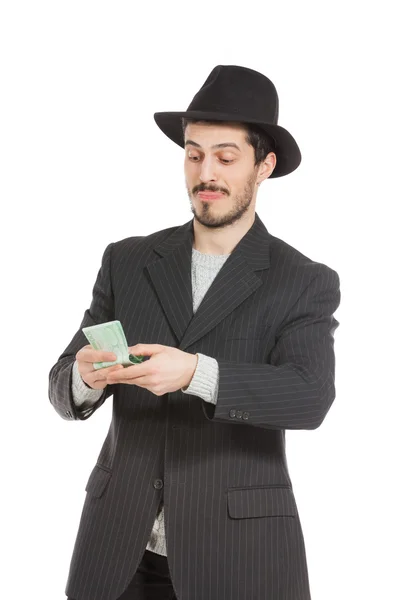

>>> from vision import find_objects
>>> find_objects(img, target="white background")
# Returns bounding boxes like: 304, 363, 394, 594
1, 1, 399, 598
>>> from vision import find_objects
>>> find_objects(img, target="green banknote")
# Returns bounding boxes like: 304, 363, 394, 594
82, 320, 146, 370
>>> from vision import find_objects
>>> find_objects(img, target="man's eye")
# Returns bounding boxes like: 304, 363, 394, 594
188, 156, 233, 164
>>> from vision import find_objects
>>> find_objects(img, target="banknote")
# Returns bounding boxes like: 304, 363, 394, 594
82, 320, 147, 370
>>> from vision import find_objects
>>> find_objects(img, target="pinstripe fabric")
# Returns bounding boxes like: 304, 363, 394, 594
48, 212, 340, 600
69, 248, 225, 559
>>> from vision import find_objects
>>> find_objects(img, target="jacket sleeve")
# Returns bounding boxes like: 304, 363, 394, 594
48, 242, 118, 421
71, 359, 104, 417
201, 265, 341, 430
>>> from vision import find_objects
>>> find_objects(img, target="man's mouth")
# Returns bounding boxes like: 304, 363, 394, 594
197, 191, 225, 200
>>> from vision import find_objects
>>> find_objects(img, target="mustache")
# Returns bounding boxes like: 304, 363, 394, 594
194, 186, 227, 194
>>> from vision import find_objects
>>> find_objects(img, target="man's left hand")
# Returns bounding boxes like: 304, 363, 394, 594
106, 344, 198, 396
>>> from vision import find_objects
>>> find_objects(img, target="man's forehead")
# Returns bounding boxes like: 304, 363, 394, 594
184, 122, 247, 151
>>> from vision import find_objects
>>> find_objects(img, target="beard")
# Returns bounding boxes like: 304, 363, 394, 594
186, 170, 258, 230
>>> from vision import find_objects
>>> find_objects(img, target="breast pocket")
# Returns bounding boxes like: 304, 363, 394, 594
221, 321, 267, 341
217, 300, 273, 341
218, 321, 272, 362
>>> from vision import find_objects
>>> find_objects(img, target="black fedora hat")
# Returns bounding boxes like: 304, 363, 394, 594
154, 64, 301, 178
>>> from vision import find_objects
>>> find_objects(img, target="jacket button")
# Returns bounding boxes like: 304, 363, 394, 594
236, 410, 243, 419
229, 409, 236, 418
153, 479, 163, 489
243, 412, 249, 420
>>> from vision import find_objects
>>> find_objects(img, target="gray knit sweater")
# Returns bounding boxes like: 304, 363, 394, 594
71, 247, 230, 556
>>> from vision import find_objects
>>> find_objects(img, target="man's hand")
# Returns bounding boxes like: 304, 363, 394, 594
106, 344, 198, 396
75, 345, 124, 390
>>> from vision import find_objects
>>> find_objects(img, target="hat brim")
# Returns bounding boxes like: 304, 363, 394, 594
153, 110, 301, 178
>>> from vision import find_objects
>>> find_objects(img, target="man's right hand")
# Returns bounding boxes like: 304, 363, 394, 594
75, 344, 124, 390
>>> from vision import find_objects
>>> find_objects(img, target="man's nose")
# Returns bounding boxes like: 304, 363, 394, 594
199, 158, 218, 182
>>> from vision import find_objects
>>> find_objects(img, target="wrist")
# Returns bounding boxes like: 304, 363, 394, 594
185, 353, 198, 389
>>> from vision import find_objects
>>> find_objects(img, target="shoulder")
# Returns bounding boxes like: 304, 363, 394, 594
108, 223, 180, 262
268, 231, 340, 285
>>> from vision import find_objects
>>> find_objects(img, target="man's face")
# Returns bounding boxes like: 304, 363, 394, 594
184, 121, 262, 229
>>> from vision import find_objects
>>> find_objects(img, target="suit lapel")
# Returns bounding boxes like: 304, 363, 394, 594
145, 212, 271, 352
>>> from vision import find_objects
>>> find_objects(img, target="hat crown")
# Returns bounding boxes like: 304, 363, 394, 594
187, 65, 279, 125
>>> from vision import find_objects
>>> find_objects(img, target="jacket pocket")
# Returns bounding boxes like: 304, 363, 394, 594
227, 485, 298, 519
85, 463, 112, 498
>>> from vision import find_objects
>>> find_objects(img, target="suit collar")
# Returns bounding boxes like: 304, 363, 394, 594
145, 212, 271, 351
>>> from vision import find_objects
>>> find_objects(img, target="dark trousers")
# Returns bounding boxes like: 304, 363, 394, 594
68, 549, 177, 600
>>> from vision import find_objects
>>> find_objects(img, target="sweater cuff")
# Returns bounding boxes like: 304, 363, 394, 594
181, 353, 219, 405
72, 360, 103, 407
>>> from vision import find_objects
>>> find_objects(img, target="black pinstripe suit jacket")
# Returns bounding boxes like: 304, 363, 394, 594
48, 212, 340, 600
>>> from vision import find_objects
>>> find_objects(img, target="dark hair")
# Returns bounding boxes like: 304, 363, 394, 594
181, 118, 276, 167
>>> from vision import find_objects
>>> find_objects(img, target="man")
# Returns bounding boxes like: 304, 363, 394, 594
49, 65, 341, 600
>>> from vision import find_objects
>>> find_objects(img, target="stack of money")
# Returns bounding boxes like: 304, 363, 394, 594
82, 320, 147, 370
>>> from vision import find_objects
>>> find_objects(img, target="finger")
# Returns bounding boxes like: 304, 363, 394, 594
78, 362, 123, 382
88, 364, 123, 384
104, 364, 124, 373
107, 363, 145, 381
106, 374, 148, 386
77, 347, 118, 363
89, 364, 123, 376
